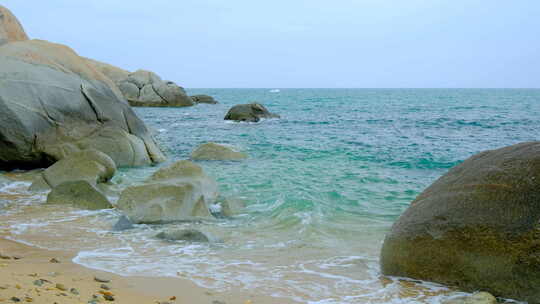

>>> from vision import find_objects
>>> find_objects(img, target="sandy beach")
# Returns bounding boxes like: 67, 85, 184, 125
0, 236, 299, 304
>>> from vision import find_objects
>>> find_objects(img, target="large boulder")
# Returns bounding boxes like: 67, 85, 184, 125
191, 94, 218, 104
116, 70, 194, 107
191, 142, 248, 161
46, 180, 113, 210
0, 6, 28, 46
380, 142, 540, 303
0, 39, 165, 169
224, 103, 280, 122
116, 160, 218, 223
29, 150, 115, 191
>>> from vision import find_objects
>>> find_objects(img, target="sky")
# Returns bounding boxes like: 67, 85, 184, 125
3, 1, 540, 88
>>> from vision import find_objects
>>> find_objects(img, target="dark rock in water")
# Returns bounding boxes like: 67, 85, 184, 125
47, 180, 112, 210
0, 38, 165, 169
380, 141, 540, 303
112, 215, 134, 231
155, 229, 210, 243
190, 94, 218, 104
224, 103, 280, 122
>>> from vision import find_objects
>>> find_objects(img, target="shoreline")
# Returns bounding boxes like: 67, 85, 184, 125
0, 235, 299, 304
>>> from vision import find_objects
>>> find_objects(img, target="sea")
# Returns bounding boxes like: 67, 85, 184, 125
1, 88, 538, 303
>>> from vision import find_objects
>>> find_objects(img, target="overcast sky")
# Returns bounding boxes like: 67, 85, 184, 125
3, 1, 539, 88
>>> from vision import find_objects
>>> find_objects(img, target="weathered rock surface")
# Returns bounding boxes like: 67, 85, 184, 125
0, 6, 28, 46
0, 38, 165, 169
380, 142, 540, 303
29, 150, 115, 191
116, 160, 218, 223
155, 229, 210, 242
191, 95, 218, 104
442, 292, 497, 304
47, 180, 112, 210
83, 57, 130, 83
224, 103, 280, 122
191, 142, 248, 161
115, 70, 194, 107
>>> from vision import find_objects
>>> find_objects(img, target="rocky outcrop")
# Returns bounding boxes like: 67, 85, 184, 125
29, 150, 116, 191
191, 95, 218, 104
0, 6, 28, 46
116, 160, 218, 224
380, 142, 540, 303
123, 70, 194, 107
224, 103, 280, 122
0, 38, 165, 169
191, 142, 248, 161
47, 180, 113, 210
155, 229, 210, 242
83, 57, 130, 83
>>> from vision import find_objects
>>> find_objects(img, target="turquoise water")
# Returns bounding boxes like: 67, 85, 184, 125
1, 89, 539, 303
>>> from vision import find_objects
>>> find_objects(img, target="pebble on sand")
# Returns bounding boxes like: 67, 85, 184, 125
94, 276, 111, 283
49, 258, 60, 263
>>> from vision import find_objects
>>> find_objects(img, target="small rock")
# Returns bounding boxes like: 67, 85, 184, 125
94, 276, 111, 283
49, 258, 60, 263
155, 229, 210, 243
103, 294, 115, 301
0, 253, 12, 259
28, 273, 37, 277
24, 297, 33, 302
55, 283, 67, 291
10, 297, 21, 302
33, 279, 44, 286
70, 288, 79, 295
12, 255, 22, 260
15, 284, 21, 289
100, 284, 110, 290
169, 296, 176, 301
112, 215, 134, 231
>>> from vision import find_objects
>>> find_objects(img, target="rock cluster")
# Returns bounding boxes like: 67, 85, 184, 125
0, 9, 165, 169
381, 142, 540, 303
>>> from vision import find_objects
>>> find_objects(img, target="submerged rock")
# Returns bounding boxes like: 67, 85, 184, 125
29, 150, 116, 191
190, 94, 218, 104
380, 142, 540, 303
155, 229, 210, 242
116, 160, 218, 224
112, 215, 134, 231
47, 180, 112, 210
191, 142, 248, 161
442, 292, 497, 304
0, 37, 165, 169
224, 103, 280, 122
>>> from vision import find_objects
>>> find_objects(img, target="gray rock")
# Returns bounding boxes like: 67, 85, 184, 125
30, 150, 116, 190
116, 160, 218, 224
139, 83, 163, 104
191, 94, 218, 104
191, 142, 248, 161
112, 215, 134, 231
153, 82, 194, 107
220, 197, 246, 217
127, 70, 161, 89
224, 103, 280, 122
0, 5, 28, 46
155, 229, 210, 242
117, 81, 140, 101
0, 39, 165, 169
47, 180, 112, 210
380, 141, 540, 304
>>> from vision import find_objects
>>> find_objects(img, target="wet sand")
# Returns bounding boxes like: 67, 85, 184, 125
0, 236, 299, 304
